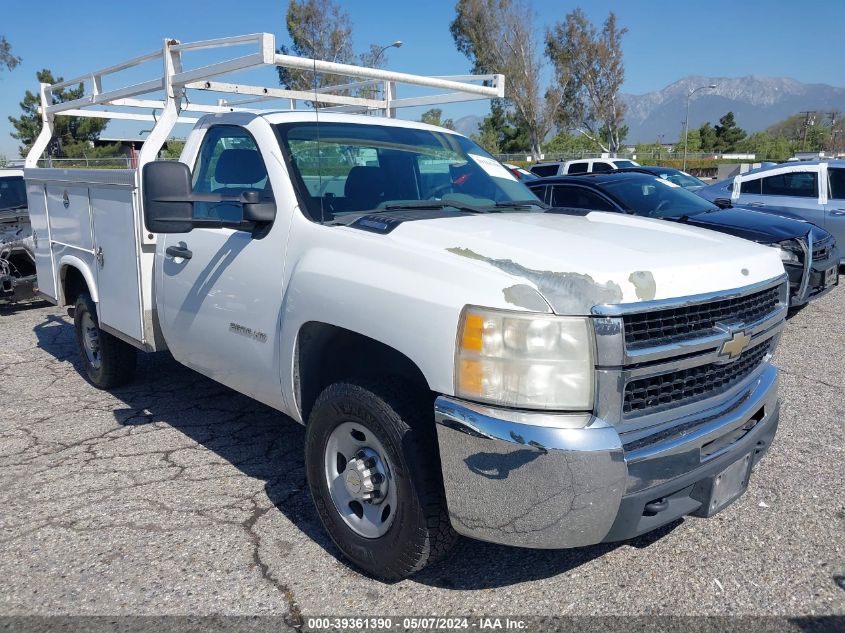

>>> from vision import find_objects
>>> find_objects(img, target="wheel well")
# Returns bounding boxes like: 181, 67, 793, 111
61, 266, 89, 307
295, 322, 430, 422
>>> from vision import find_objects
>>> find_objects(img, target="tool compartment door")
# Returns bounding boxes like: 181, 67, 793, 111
90, 175, 143, 342
23, 181, 56, 300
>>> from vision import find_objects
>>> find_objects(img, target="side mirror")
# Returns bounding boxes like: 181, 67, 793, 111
240, 190, 276, 223
714, 197, 733, 209
142, 161, 194, 234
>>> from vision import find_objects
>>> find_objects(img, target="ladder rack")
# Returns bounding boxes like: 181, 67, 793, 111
25, 32, 505, 168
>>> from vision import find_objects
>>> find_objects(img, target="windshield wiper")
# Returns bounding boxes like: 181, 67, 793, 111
494, 199, 549, 210
380, 200, 487, 214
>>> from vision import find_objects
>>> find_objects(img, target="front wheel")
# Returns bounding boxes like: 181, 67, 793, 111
305, 379, 456, 580
73, 293, 137, 388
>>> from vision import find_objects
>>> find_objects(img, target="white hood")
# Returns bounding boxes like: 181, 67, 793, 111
387, 211, 785, 315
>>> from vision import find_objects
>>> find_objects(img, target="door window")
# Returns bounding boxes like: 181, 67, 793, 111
567, 162, 589, 174
828, 168, 845, 199
740, 178, 761, 194
551, 186, 615, 211
591, 161, 613, 173
530, 164, 559, 177
527, 185, 548, 204
760, 171, 817, 198
192, 126, 270, 221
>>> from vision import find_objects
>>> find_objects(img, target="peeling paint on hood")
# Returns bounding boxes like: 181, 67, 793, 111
450, 247, 623, 314
629, 271, 656, 300
386, 211, 786, 315
501, 284, 552, 312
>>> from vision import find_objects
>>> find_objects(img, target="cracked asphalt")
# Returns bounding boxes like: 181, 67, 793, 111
0, 288, 843, 628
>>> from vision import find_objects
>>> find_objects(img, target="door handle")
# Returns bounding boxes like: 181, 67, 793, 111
830, 210, 845, 216
165, 244, 192, 260
747, 202, 766, 207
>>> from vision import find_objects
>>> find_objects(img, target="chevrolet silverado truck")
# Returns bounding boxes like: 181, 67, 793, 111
25, 35, 788, 580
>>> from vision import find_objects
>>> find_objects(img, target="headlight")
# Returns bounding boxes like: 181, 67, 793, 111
455, 306, 595, 410
770, 241, 801, 264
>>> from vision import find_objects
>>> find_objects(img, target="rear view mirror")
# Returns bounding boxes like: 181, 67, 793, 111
714, 197, 733, 209
142, 161, 194, 233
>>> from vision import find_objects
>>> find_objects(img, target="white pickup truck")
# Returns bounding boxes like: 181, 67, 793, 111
25, 35, 788, 580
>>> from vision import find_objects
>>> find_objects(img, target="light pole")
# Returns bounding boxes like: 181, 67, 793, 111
683, 83, 716, 171
372, 40, 402, 67
369, 41, 402, 114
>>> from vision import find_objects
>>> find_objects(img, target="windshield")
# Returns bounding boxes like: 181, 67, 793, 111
0, 176, 26, 211
612, 160, 638, 168
275, 122, 542, 223
650, 168, 705, 189
601, 176, 718, 218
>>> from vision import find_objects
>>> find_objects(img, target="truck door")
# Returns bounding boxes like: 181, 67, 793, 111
825, 166, 845, 250
740, 169, 825, 226
156, 125, 286, 409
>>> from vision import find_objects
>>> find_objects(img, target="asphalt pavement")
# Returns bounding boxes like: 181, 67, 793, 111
0, 288, 843, 630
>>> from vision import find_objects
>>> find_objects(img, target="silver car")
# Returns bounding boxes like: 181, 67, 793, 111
698, 160, 845, 264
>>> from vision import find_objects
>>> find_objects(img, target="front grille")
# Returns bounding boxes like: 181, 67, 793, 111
624, 286, 780, 349
623, 342, 771, 415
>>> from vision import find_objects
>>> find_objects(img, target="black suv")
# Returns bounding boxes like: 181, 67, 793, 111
526, 173, 839, 307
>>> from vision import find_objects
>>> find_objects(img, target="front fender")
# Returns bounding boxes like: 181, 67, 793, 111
278, 223, 549, 422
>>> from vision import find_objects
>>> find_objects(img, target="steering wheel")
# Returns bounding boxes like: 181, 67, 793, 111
427, 183, 454, 199
653, 199, 672, 215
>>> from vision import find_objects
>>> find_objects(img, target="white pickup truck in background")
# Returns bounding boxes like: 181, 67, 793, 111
25, 34, 789, 580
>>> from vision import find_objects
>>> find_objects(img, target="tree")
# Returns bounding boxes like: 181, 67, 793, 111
698, 122, 717, 153
9, 69, 111, 157
546, 9, 627, 155
1, 36, 20, 72
451, 0, 563, 159
542, 129, 601, 155
420, 109, 455, 130
277, 0, 389, 101
471, 102, 530, 155
681, 127, 701, 153
160, 139, 187, 160
713, 111, 746, 152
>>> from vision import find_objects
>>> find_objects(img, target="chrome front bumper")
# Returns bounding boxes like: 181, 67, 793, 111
434, 364, 780, 549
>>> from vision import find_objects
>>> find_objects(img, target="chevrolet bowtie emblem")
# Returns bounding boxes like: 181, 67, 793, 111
720, 331, 751, 359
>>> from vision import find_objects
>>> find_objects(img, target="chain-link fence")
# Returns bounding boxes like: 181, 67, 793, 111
34, 157, 135, 169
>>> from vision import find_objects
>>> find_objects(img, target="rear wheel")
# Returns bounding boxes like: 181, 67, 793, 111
74, 293, 136, 388
305, 379, 456, 580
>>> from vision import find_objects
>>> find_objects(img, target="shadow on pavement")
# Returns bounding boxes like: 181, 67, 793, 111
0, 297, 51, 315
32, 314, 685, 589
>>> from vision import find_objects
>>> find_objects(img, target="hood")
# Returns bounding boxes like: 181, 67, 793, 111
386, 211, 785, 315
671, 206, 829, 244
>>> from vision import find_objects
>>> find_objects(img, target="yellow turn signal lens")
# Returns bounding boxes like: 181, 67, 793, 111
461, 313, 484, 352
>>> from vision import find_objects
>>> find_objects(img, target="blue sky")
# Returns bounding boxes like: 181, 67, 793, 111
1, 0, 844, 158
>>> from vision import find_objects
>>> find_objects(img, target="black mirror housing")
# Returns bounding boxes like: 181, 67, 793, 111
240, 190, 277, 223
714, 197, 733, 209
143, 161, 194, 233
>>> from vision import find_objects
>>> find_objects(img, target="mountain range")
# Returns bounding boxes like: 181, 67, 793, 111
452, 76, 845, 144
622, 76, 845, 143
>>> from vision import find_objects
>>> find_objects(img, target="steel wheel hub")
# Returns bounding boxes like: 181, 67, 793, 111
324, 422, 398, 539
343, 448, 388, 503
